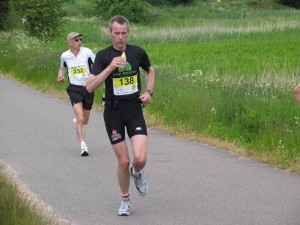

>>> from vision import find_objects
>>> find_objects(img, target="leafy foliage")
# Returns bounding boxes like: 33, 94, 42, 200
168, 0, 194, 5
11, 0, 64, 40
0, 0, 9, 30
147, 0, 194, 6
96, 0, 149, 23
279, 0, 300, 8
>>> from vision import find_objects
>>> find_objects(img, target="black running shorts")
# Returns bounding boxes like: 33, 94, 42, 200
67, 84, 94, 110
103, 99, 147, 145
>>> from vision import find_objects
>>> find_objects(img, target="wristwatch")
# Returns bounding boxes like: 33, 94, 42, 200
147, 89, 153, 97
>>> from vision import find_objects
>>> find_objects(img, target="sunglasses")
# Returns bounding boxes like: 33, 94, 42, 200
74, 38, 82, 42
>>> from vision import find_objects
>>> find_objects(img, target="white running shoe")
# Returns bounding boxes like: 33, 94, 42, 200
129, 165, 148, 196
118, 198, 131, 216
80, 144, 89, 156
73, 118, 77, 128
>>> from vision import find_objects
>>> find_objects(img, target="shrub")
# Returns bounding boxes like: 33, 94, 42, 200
96, 0, 149, 23
0, 0, 9, 30
11, 0, 64, 40
169, 0, 194, 5
279, 0, 300, 8
147, 0, 194, 6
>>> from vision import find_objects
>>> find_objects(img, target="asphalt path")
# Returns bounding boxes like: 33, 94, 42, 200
0, 76, 300, 225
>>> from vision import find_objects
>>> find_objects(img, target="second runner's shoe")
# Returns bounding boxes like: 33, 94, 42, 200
80, 144, 89, 156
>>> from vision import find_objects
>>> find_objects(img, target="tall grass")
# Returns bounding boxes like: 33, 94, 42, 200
0, 165, 61, 225
145, 26, 300, 170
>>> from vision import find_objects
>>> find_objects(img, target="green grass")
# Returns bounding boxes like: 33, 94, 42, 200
0, 166, 59, 225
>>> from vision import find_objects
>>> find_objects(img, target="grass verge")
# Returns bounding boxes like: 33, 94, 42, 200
0, 162, 70, 225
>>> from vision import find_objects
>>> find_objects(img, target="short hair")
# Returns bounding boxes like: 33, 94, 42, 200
108, 15, 129, 31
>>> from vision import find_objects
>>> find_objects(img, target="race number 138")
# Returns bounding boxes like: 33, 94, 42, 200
114, 75, 137, 87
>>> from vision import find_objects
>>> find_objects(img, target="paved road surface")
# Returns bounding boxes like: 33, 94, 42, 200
0, 76, 299, 225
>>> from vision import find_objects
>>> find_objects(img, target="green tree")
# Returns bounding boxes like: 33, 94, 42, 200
11, 0, 64, 40
96, 0, 149, 23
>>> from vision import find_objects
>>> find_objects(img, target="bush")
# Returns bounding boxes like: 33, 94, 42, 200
11, 0, 64, 40
63, 0, 98, 17
279, 0, 300, 8
147, 0, 194, 6
169, 0, 194, 5
0, 0, 9, 30
96, 0, 149, 23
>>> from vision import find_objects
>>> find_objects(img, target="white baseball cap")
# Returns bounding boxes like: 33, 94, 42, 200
67, 32, 82, 42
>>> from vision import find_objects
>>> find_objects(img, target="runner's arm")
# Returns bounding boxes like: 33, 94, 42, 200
86, 57, 125, 93
139, 66, 155, 104
57, 67, 65, 83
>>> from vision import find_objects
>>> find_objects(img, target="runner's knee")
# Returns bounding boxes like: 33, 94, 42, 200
119, 159, 130, 171
77, 116, 85, 125
134, 157, 147, 169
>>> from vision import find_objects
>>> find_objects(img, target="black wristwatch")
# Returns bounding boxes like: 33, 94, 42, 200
147, 89, 153, 97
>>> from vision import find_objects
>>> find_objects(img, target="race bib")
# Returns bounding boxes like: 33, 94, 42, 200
113, 74, 138, 96
70, 66, 87, 77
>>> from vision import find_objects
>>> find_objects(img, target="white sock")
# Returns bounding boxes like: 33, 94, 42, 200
132, 166, 141, 176
80, 141, 87, 147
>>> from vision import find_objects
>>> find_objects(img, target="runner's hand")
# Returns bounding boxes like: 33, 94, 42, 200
139, 92, 151, 104
110, 56, 126, 69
